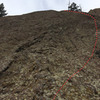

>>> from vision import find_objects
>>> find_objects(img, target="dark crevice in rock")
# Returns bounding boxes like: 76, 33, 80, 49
15, 32, 47, 52
15, 40, 40, 52
2, 82, 15, 88
68, 79, 73, 83
95, 50, 100, 58
0, 60, 14, 76
67, 32, 78, 51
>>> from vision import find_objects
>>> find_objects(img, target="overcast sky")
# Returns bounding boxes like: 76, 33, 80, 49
0, 0, 100, 16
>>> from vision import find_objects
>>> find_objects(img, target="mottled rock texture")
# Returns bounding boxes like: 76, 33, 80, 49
0, 10, 100, 100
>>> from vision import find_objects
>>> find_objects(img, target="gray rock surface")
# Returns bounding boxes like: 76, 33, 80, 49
0, 10, 100, 100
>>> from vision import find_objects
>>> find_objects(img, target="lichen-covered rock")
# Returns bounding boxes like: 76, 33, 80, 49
0, 10, 100, 100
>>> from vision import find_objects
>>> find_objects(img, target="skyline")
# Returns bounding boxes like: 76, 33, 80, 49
0, 0, 100, 16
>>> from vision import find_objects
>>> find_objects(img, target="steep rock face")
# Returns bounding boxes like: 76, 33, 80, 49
0, 10, 100, 100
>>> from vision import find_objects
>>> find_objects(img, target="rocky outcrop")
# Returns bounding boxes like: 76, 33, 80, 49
88, 8, 100, 16
0, 10, 100, 100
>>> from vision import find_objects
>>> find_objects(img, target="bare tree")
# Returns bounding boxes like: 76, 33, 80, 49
68, 1, 82, 12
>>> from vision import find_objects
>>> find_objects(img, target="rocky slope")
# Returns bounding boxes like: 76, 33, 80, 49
0, 10, 100, 100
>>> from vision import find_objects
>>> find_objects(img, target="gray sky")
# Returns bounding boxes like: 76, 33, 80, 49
0, 0, 100, 16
